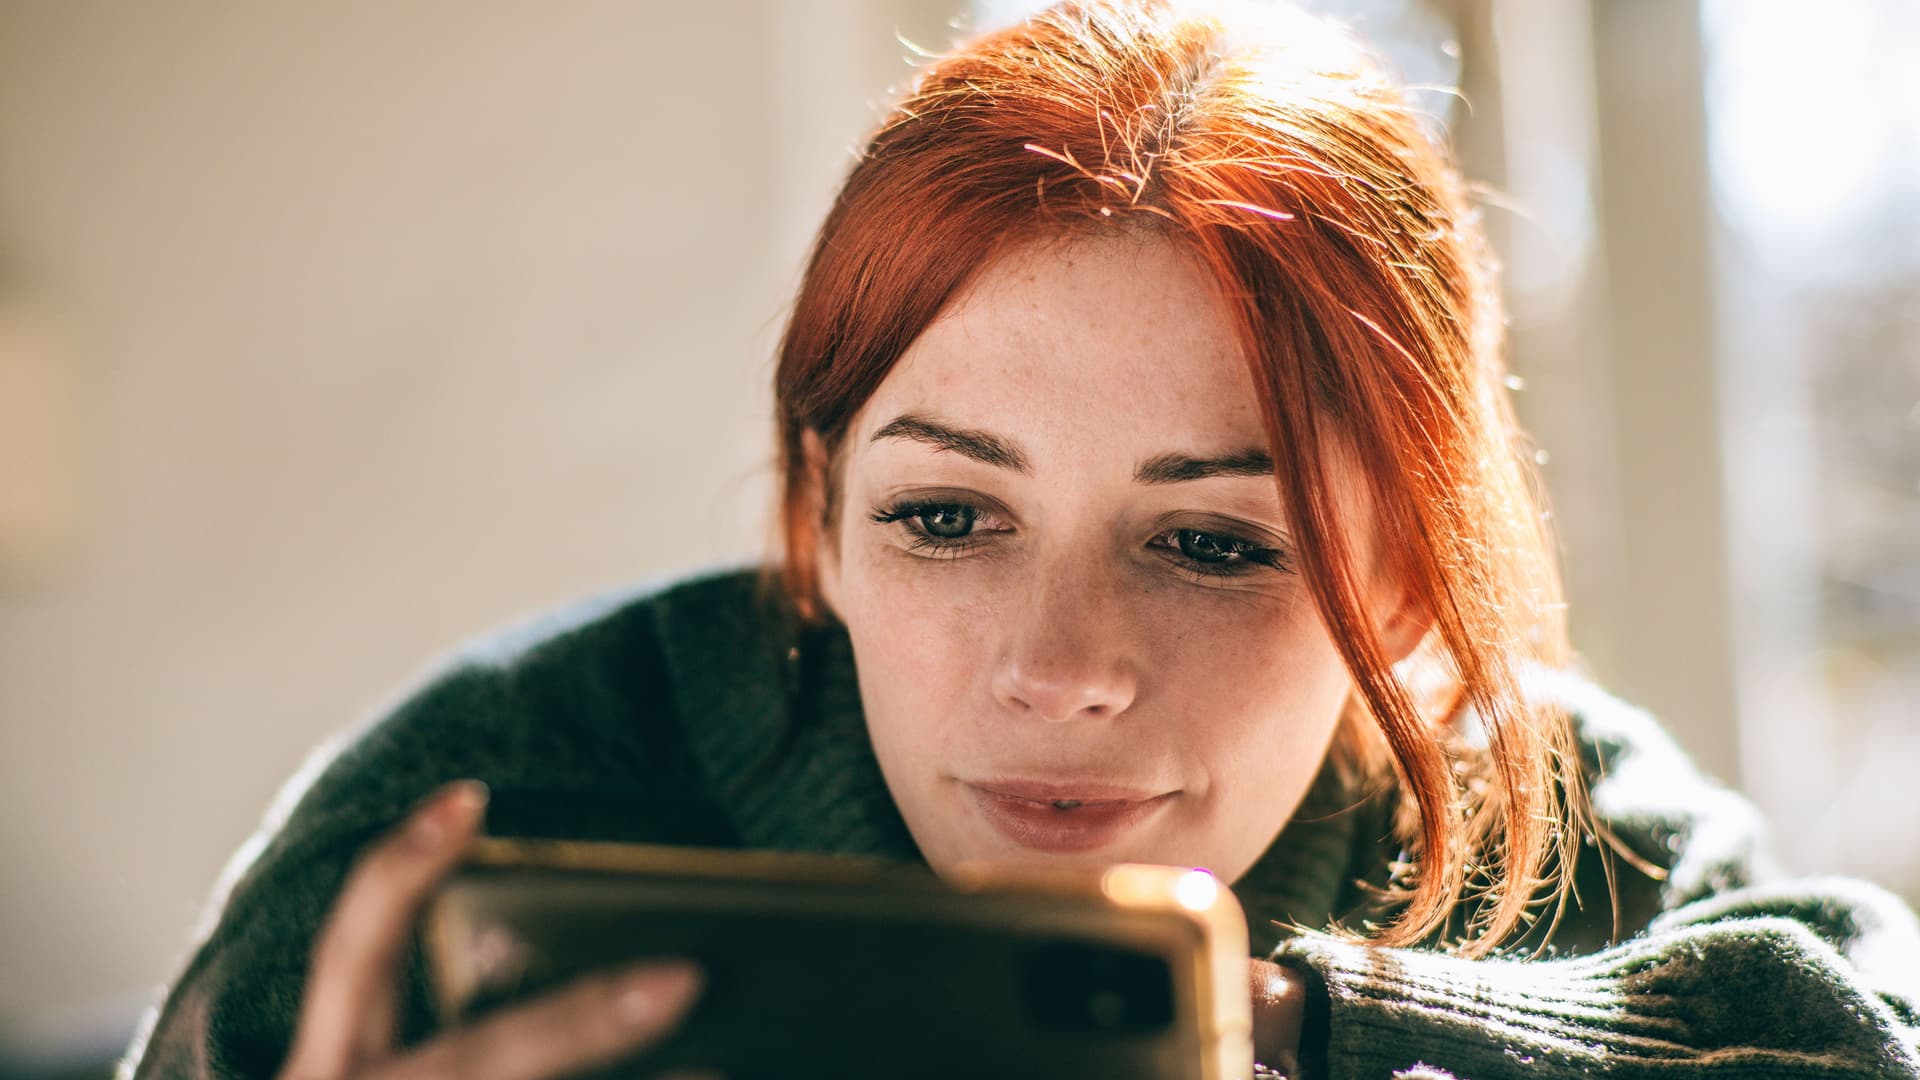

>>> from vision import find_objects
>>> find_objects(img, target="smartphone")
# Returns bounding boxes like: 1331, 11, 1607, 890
422, 837, 1253, 1080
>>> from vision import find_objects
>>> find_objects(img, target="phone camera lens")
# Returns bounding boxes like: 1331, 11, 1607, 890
1020, 942, 1174, 1034
1088, 988, 1128, 1027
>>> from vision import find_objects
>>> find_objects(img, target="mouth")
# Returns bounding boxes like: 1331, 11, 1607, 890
963, 780, 1179, 854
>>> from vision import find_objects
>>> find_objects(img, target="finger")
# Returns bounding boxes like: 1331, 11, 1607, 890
363, 961, 704, 1080
1248, 958, 1305, 1074
283, 780, 489, 1078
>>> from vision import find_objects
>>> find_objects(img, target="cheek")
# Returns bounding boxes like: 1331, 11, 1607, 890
1147, 590, 1351, 878
1147, 588, 1351, 783
1152, 587, 1347, 706
834, 547, 1003, 748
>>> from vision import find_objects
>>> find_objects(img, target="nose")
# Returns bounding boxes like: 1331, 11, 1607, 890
989, 564, 1140, 723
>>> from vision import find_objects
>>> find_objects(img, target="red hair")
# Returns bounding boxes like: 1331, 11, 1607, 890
770, 0, 1581, 957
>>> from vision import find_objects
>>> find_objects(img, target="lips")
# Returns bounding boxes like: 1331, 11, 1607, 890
965, 780, 1178, 854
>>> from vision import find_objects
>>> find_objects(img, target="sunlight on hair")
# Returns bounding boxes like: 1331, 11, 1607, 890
973, 0, 1462, 131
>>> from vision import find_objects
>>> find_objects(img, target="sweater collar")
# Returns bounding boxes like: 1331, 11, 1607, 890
657, 568, 1391, 957
655, 571, 920, 862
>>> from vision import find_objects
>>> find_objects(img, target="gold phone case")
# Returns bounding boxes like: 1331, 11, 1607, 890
425, 837, 1253, 1080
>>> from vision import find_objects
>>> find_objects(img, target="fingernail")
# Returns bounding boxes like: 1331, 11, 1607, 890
610, 962, 702, 1027
409, 780, 489, 849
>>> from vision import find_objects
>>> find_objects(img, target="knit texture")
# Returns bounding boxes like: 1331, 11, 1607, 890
118, 566, 1920, 1079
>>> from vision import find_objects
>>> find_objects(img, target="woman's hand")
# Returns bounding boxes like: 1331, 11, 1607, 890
276, 781, 705, 1080
1249, 958, 1306, 1077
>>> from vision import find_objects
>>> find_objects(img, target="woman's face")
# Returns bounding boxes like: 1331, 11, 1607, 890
815, 231, 1421, 884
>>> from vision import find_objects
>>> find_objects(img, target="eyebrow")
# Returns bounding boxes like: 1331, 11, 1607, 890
868, 412, 1274, 485
870, 414, 1032, 473
1132, 448, 1275, 484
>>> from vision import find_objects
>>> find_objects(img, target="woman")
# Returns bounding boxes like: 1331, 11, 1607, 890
122, 2, 1920, 1078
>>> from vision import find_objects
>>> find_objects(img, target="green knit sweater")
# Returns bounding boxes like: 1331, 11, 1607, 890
119, 566, 1920, 1079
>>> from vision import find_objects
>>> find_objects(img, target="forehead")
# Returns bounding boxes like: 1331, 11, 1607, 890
852, 231, 1267, 452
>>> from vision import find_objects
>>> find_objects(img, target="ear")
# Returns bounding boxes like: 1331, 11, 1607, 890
1376, 584, 1434, 665
801, 427, 843, 619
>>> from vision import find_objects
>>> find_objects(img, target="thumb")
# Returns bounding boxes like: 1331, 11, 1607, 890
1248, 957, 1305, 1073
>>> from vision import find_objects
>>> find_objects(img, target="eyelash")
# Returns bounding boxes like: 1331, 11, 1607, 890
867, 498, 1294, 580
867, 501, 995, 561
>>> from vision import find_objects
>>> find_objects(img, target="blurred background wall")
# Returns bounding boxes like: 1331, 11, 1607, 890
0, 0, 962, 1047
1, 0, 1915, 1064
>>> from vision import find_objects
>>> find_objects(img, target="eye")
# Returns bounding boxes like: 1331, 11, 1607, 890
915, 504, 976, 539
1175, 529, 1235, 563
868, 498, 1005, 558
1149, 525, 1293, 579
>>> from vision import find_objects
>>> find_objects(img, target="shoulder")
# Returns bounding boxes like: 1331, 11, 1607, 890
1509, 667, 1783, 952
218, 562, 795, 924
1525, 666, 1778, 894
123, 563, 800, 1077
